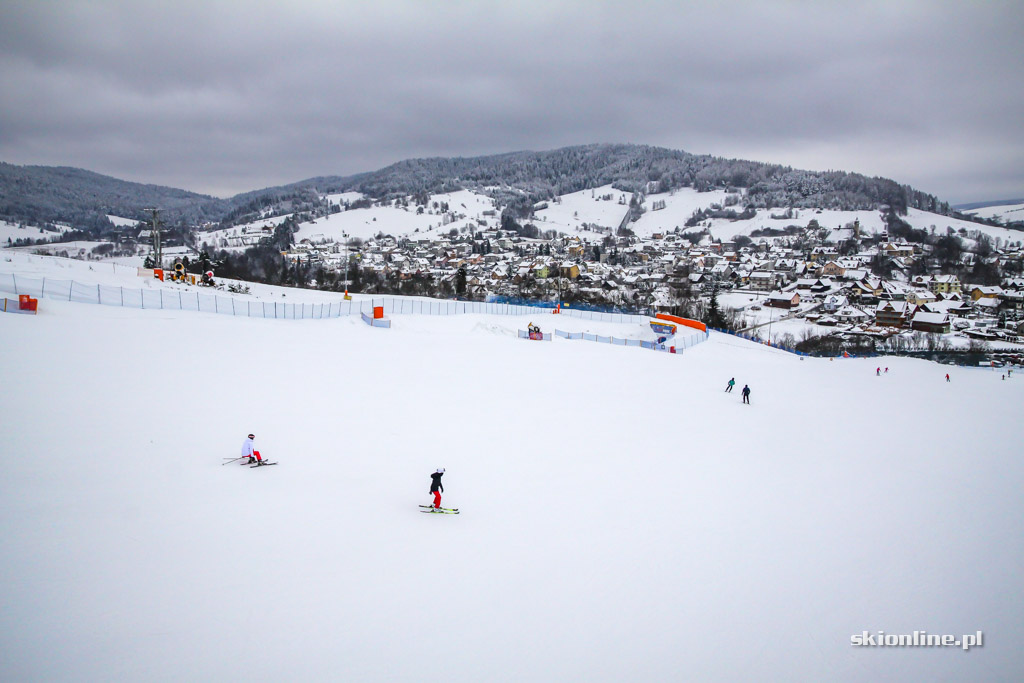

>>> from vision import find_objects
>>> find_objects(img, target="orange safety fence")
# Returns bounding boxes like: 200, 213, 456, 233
655, 313, 707, 334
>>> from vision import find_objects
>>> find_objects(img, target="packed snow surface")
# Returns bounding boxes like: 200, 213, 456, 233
1, 256, 1022, 681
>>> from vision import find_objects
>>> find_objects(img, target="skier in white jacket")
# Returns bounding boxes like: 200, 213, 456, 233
241, 433, 262, 464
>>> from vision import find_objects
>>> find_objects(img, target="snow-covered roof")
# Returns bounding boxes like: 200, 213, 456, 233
912, 311, 949, 324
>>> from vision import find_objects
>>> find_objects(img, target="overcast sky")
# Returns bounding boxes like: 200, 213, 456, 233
1, 0, 1021, 204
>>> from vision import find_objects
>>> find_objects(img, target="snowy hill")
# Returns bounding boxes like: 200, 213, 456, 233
631, 191, 1024, 246
532, 184, 634, 240
293, 190, 498, 244
962, 201, 1024, 225
1, 219, 69, 245
1, 252, 1021, 681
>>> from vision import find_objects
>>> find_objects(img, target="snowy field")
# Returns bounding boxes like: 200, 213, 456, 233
903, 208, 1024, 245
107, 215, 142, 228
963, 201, 1024, 225
627, 191, 1024, 246
533, 185, 633, 240
1, 253, 1022, 681
293, 190, 498, 244
631, 188, 735, 237
1, 220, 67, 245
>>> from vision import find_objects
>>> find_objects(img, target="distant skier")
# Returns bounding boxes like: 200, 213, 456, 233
876, 367, 881, 376
725, 377, 735, 393
241, 433, 262, 464
741, 385, 750, 404
430, 468, 445, 508
945, 373, 950, 382
885, 367, 889, 374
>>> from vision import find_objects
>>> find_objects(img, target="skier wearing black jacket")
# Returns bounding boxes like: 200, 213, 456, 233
430, 468, 445, 509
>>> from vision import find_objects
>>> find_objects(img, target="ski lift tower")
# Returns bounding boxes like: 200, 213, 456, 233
146, 208, 163, 268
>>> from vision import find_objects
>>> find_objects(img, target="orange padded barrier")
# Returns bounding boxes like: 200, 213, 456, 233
655, 313, 706, 334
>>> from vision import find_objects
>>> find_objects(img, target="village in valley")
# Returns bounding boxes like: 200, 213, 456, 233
7, 184, 1024, 357
206, 186, 1024, 355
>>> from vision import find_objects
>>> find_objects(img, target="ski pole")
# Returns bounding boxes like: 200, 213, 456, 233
222, 456, 248, 465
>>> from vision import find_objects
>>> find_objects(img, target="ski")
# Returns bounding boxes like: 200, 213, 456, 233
421, 507, 459, 514
250, 461, 278, 468
419, 504, 459, 512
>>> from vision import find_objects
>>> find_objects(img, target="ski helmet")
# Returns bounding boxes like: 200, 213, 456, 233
436, 468, 445, 473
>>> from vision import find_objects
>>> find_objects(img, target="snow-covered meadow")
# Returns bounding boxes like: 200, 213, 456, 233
1, 220, 68, 245
532, 185, 633, 240
1, 254, 1022, 681
963, 201, 1024, 225
293, 190, 498, 244
630, 191, 1024, 246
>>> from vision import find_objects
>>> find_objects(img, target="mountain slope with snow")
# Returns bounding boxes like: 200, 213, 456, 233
1, 255, 1021, 681
962, 201, 1024, 225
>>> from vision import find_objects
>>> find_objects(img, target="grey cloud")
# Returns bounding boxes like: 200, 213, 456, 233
1, 0, 1021, 203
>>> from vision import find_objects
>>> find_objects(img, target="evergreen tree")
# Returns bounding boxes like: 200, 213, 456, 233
456, 265, 467, 297
706, 281, 725, 328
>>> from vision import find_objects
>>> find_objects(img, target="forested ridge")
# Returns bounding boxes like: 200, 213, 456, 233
0, 144, 961, 233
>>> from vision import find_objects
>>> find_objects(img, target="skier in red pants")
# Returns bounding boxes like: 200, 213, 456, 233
430, 468, 445, 508
241, 433, 262, 464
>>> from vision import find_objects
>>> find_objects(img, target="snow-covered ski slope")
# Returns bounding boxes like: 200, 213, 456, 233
0, 252, 706, 352
1, 257, 1021, 682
